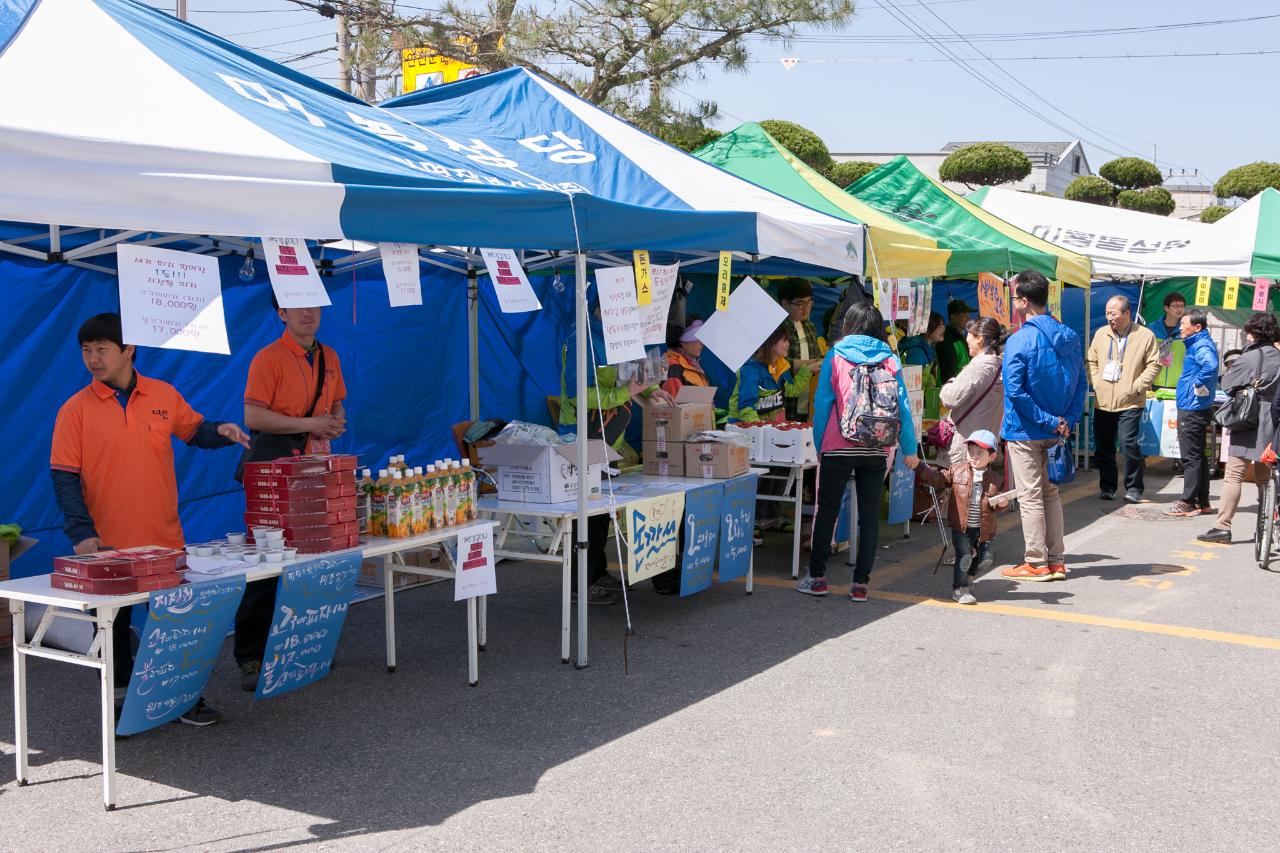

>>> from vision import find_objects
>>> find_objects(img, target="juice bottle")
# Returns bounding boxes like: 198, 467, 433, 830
357, 468, 374, 534
449, 462, 466, 525
420, 465, 437, 531
387, 470, 405, 538
411, 466, 427, 534
403, 466, 419, 535
430, 461, 447, 529
442, 462, 459, 526
370, 469, 390, 536
460, 460, 478, 520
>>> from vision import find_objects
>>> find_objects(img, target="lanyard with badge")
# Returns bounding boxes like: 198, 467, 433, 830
1102, 333, 1128, 382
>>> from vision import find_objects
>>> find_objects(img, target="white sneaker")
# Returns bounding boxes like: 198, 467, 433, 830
951, 587, 976, 605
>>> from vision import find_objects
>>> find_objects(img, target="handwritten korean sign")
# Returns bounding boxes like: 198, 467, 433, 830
887, 450, 915, 525
1194, 276, 1211, 306
595, 265, 646, 364
1223, 276, 1240, 310
1254, 278, 1272, 311
977, 272, 1007, 326
116, 577, 246, 736
261, 236, 331, 308
379, 242, 423, 307
680, 482, 723, 597
627, 492, 685, 583
633, 250, 652, 307
480, 247, 542, 313
716, 251, 732, 310
639, 262, 680, 345
255, 551, 361, 700
117, 245, 230, 355
454, 524, 497, 600
717, 474, 758, 583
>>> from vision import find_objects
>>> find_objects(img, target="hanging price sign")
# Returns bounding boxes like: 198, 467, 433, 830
1194, 276, 1211, 306
1223, 276, 1240, 310
716, 251, 732, 310
633, 249, 652, 306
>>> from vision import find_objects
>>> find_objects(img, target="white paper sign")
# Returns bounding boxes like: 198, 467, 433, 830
479, 247, 542, 313
694, 277, 788, 373
117, 245, 230, 355
454, 525, 498, 601
379, 242, 422, 307
639, 262, 680, 345
595, 265, 646, 364
261, 236, 330, 308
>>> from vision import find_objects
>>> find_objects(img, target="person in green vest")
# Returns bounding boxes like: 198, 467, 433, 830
1150, 292, 1187, 390
937, 298, 975, 385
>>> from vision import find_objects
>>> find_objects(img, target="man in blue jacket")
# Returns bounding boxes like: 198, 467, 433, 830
1165, 307, 1220, 517
999, 271, 1086, 582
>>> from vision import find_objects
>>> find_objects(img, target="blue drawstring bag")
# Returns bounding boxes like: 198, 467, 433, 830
1047, 438, 1076, 485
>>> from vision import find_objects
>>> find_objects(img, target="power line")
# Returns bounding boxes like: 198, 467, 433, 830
751, 48, 1280, 63
224, 19, 332, 37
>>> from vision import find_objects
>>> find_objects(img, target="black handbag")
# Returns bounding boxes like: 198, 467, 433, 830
1214, 350, 1263, 432
234, 344, 327, 482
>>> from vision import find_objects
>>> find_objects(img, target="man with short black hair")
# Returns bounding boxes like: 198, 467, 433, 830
51, 313, 249, 727
937, 298, 975, 384
776, 277, 826, 420
1165, 307, 1220, 517
1154, 292, 1186, 341
999, 272, 1086, 582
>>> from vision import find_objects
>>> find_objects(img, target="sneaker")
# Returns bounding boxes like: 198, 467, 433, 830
1100, 491, 1115, 501
849, 583, 869, 602
571, 582, 616, 605
1163, 500, 1200, 518
1199, 505, 1215, 516
177, 698, 222, 727
752, 531, 764, 547
239, 660, 261, 692
1124, 491, 1142, 504
595, 573, 623, 591
1002, 563, 1054, 581
976, 549, 994, 572
795, 575, 829, 596
1047, 563, 1067, 581
1197, 527, 1231, 544
951, 587, 976, 605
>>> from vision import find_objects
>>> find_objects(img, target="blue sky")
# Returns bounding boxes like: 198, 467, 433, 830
161, 0, 1277, 184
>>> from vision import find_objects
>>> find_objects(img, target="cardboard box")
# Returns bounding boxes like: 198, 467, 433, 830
643, 386, 717, 444
478, 440, 620, 504
52, 572, 182, 595
684, 440, 750, 479
642, 440, 686, 476
764, 424, 817, 465
725, 422, 768, 463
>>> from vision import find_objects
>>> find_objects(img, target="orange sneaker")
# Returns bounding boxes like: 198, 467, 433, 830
1048, 563, 1067, 580
1002, 563, 1054, 581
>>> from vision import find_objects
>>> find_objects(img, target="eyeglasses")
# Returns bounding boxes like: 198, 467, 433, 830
786, 298, 814, 307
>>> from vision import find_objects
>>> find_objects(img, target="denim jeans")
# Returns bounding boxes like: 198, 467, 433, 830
950, 527, 990, 589
809, 452, 887, 585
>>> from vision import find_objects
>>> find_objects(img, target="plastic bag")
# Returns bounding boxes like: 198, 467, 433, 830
1047, 438, 1076, 485
493, 421, 564, 446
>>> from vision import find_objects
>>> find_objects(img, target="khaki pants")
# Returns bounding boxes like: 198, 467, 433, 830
1215, 456, 1271, 530
1007, 438, 1065, 567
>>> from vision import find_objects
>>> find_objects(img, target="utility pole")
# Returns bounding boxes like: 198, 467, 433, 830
176, 0, 186, 20
336, 14, 352, 94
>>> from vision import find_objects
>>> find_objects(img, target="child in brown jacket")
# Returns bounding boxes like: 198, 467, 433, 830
914, 429, 1011, 604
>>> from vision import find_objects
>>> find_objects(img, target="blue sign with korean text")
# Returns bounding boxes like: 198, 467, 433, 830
255, 551, 362, 701
117, 577, 246, 736
1139, 398, 1163, 457
887, 451, 916, 525
717, 474, 758, 583
680, 482, 724, 597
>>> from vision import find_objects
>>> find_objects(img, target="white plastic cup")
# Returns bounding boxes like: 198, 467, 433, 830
226, 533, 247, 546
264, 551, 284, 563
282, 547, 298, 561
252, 526, 272, 543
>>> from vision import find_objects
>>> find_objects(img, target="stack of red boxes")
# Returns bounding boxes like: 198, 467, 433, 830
52, 547, 186, 594
243, 454, 359, 554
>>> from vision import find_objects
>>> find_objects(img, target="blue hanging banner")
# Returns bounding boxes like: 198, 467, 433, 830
255, 551, 362, 701
680, 482, 724, 597
887, 451, 916, 525
717, 473, 758, 583
117, 576, 246, 736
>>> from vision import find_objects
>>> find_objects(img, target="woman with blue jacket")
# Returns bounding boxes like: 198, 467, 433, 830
797, 302, 919, 602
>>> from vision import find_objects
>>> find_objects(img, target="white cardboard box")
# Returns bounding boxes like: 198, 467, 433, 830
478, 441, 619, 504
765, 425, 817, 465
725, 422, 768, 463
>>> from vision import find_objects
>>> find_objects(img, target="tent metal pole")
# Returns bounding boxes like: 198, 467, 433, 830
467, 265, 480, 421
574, 251, 589, 669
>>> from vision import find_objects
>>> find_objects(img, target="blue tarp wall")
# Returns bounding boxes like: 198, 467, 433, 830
1, 253, 577, 578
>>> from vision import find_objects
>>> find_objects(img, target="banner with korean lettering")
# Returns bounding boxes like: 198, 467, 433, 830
627, 492, 685, 584
638, 262, 681, 345
679, 482, 723, 597
887, 450, 915, 525
256, 551, 361, 700
976, 272, 1007, 326
480, 247, 542, 313
1255, 278, 1273, 311
261, 237, 331, 308
380, 242, 423, 307
717, 473, 758, 583
455, 524, 498, 600
117, 245, 230, 355
595, 265, 646, 364
117, 577, 246, 736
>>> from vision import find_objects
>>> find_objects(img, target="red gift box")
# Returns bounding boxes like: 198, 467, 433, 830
52, 572, 183, 595
243, 458, 330, 478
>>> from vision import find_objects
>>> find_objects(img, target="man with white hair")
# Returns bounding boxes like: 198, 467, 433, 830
1086, 295, 1161, 503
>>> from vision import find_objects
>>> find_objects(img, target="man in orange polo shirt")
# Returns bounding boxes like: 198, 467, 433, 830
234, 294, 347, 690
51, 313, 250, 728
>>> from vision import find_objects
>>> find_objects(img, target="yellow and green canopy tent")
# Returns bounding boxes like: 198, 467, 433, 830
844, 155, 1092, 288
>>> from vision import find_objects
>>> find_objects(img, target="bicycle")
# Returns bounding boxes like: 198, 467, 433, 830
1257, 466, 1278, 570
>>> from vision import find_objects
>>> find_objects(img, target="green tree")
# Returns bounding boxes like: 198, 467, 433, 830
1200, 204, 1232, 224
826, 160, 880, 188
1097, 157, 1163, 191
1116, 187, 1176, 216
759, 119, 833, 172
656, 122, 723, 153
938, 142, 1031, 190
1214, 162, 1280, 200
297, 0, 855, 131
1064, 175, 1115, 206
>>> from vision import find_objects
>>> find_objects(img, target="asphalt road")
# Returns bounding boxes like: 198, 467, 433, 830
2, 459, 1278, 852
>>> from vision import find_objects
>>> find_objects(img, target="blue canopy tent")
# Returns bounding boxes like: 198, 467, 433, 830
0, 0, 867, 665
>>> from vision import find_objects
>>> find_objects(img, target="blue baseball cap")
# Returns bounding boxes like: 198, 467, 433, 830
966, 429, 998, 451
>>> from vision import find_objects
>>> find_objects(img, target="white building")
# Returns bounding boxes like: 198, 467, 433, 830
831, 140, 1093, 197
1162, 171, 1220, 221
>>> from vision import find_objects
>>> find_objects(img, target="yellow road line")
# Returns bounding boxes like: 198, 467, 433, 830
745, 574, 1280, 651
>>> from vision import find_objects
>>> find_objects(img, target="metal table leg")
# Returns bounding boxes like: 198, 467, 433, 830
478, 596, 487, 652
791, 470, 804, 579
97, 607, 117, 811
575, 516, 590, 670
560, 519, 571, 664
466, 596, 479, 686
11, 601, 27, 788
383, 555, 396, 673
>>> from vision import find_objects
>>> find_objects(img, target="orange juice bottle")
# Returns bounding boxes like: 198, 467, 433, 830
448, 462, 465, 525
460, 460, 478, 520
411, 466, 428, 534
403, 466, 419, 535
370, 469, 390, 536
431, 461, 447, 529
388, 470, 405, 538
357, 468, 374, 534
